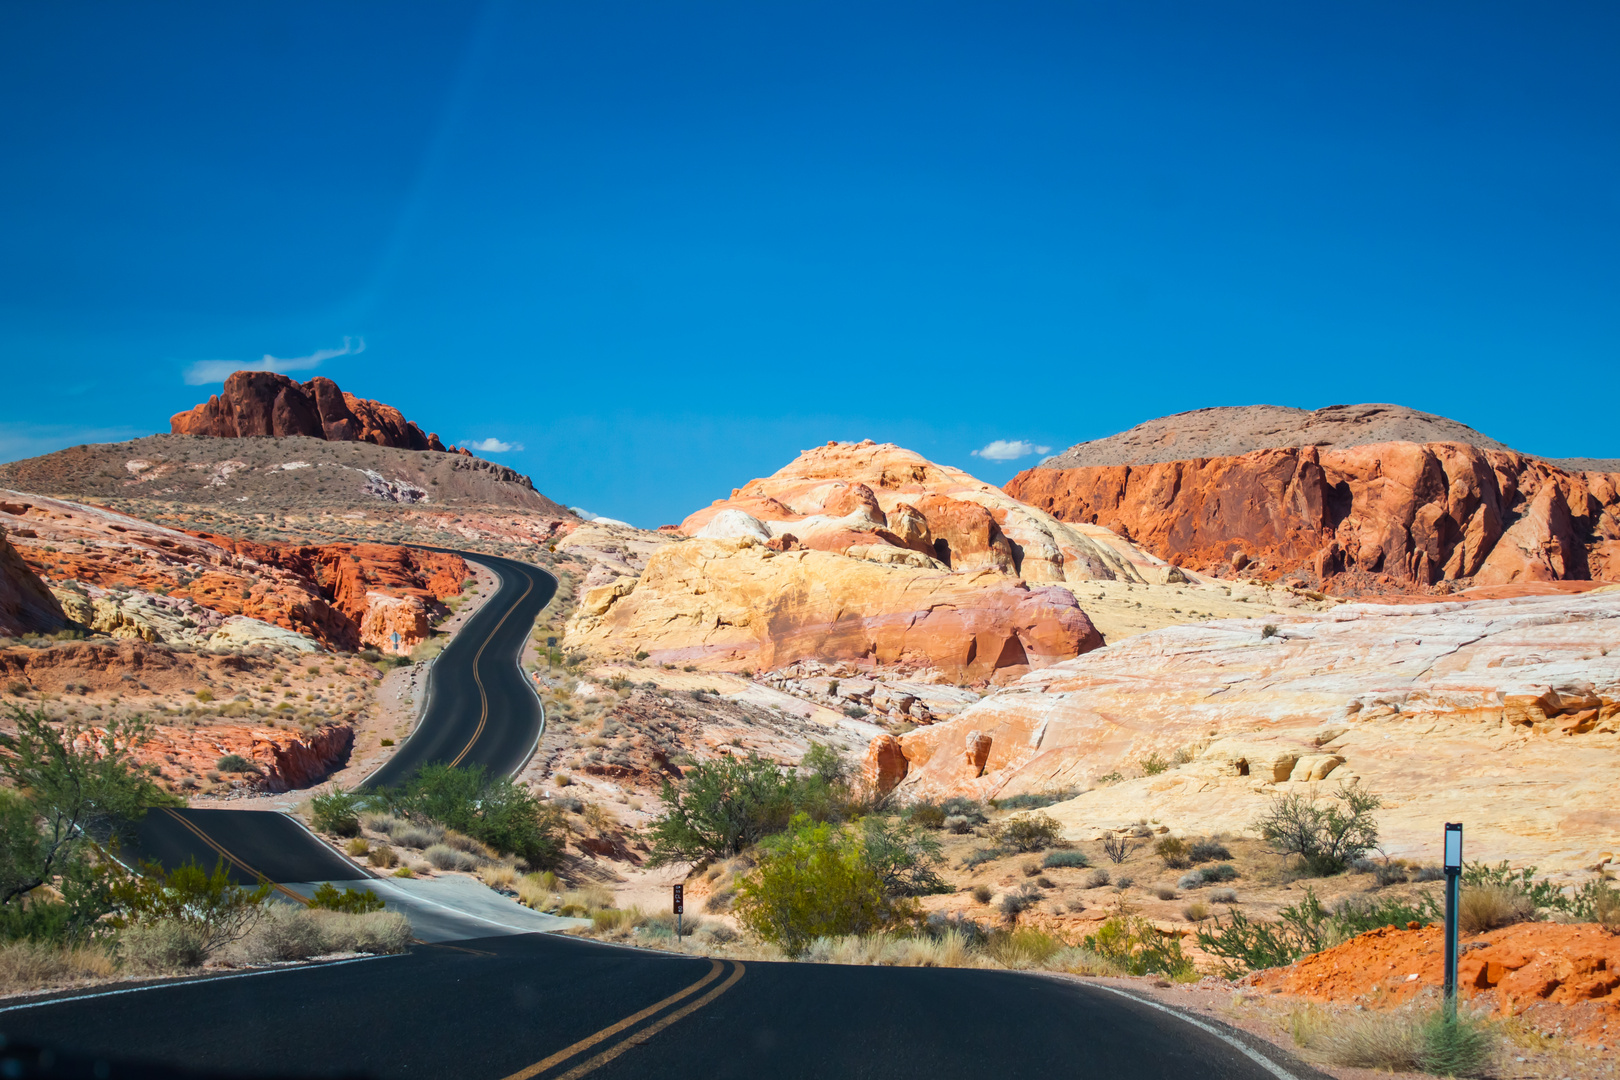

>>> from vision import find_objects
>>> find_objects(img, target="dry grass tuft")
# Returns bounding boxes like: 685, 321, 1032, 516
0, 941, 118, 992
1459, 884, 1535, 934
479, 864, 518, 891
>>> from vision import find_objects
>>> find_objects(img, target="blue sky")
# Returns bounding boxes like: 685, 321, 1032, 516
2, 2, 1616, 528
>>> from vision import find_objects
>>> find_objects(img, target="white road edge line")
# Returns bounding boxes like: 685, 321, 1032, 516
0, 955, 391, 1015
1083, 983, 1304, 1080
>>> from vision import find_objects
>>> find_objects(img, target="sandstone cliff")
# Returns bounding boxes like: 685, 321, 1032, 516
1009, 408, 1620, 595
2, 491, 465, 653
171, 371, 464, 453
680, 439, 1178, 586
873, 589, 1620, 872
0, 528, 66, 637
566, 536, 1103, 682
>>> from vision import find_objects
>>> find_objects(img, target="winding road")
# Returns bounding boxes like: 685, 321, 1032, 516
4, 551, 1331, 1079
128, 550, 556, 886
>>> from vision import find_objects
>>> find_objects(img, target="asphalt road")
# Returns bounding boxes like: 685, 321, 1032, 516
125, 551, 555, 885
0, 931, 1326, 1080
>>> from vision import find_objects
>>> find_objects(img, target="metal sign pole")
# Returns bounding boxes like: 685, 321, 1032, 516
673, 883, 684, 941
1443, 822, 1463, 1020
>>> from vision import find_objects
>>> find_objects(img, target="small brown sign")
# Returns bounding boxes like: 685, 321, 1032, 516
672, 883, 684, 914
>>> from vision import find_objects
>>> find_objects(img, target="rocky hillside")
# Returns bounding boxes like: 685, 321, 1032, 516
2, 490, 466, 653
170, 370, 461, 452
0, 528, 66, 636
873, 588, 1620, 873
1008, 404, 1620, 595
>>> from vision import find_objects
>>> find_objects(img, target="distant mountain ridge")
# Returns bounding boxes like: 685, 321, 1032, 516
1039, 403, 1515, 469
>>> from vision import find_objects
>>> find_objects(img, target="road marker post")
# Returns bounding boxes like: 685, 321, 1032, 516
1443, 822, 1463, 1020
673, 882, 684, 939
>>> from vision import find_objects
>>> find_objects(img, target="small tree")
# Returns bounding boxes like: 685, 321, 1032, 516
993, 812, 1063, 853
0, 707, 176, 940
111, 858, 272, 955
734, 815, 890, 956
645, 754, 794, 866
859, 817, 949, 897
1256, 783, 1382, 875
311, 786, 363, 837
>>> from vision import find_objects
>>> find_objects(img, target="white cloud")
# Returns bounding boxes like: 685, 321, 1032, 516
466, 437, 523, 453
569, 507, 631, 526
182, 336, 366, 386
971, 439, 1052, 462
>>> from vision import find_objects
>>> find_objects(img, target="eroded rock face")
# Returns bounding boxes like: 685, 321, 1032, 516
3, 491, 465, 652
74, 720, 353, 792
0, 529, 65, 637
566, 537, 1103, 682
1007, 441, 1620, 594
679, 440, 1173, 585
882, 589, 1620, 871
170, 371, 460, 453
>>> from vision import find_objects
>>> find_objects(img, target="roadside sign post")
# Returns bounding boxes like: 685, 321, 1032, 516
547, 636, 557, 672
391, 631, 401, 654
673, 883, 684, 940
1443, 822, 1463, 1020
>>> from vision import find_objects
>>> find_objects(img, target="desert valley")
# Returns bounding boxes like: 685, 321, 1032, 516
3, 375, 1619, 1077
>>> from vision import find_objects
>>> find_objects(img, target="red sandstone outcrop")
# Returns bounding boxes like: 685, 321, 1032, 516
1008, 441, 1620, 594
0, 529, 65, 637
171, 371, 464, 453
1, 492, 465, 653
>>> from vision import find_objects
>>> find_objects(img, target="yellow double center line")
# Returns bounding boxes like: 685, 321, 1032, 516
447, 567, 535, 768
501, 959, 747, 1080
157, 808, 308, 905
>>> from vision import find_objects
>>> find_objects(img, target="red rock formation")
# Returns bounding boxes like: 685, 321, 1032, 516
863, 733, 909, 796
1007, 442, 1620, 594
1, 528, 66, 637
170, 371, 462, 453
73, 719, 354, 792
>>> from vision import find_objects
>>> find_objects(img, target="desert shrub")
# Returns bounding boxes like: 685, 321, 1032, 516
111, 858, 271, 956
1197, 887, 1440, 975
308, 883, 385, 914
1139, 753, 1168, 776
1101, 834, 1138, 864
940, 797, 988, 823
970, 885, 993, 904
1187, 838, 1231, 863
842, 705, 868, 719
1154, 886, 1177, 901
360, 812, 403, 835
215, 754, 256, 774
799, 743, 847, 786
311, 786, 363, 837
118, 920, 207, 973
1460, 861, 1566, 911
1309, 1005, 1495, 1077
367, 845, 399, 869
392, 823, 444, 849
0, 940, 116, 992
1255, 783, 1381, 875
997, 885, 1042, 922
345, 837, 370, 857
1043, 850, 1090, 870
310, 909, 411, 955
1155, 837, 1189, 868
733, 815, 893, 957
1182, 901, 1211, 922
1331, 892, 1442, 939
1085, 868, 1111, 888
1177, 872, 1204, 890
645, 754, 796, 865
375, 765, 564, 868
423, 844, 479, 872
1084, 916, 1194, 978
904, 802, 947, 829
592, 906, 644, 933
1569, 878, 1620, 928
480, 864, 517, 891
992, 790, 1074, 812
703, 888, 735, 913
961, 847, 1006, 869
942, 815, 974, 834
993, 813, 1062, 853
1210, 887, 1237, 903
1458, 883, 1535, 934
984, 927, 1063, 968
860, 817, 949, 897
515, 873, 555, 910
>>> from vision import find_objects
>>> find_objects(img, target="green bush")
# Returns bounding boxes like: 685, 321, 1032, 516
308, 883, 386, 914
1139, 753, 1168, 776
111, 858, 272, 956
860, 817, 949, 897
1043, 850, 1090, 869
734, 815, 892, 956
1196, 887, 1441, 975
645, 754, 796, 865
1084, 916, 1193, 978
1155, 836, 1189, 868
991, 791, 1074, 811
962, 847, 1007, 869
1187, 838, 1232, 863
0, 707, 177, 943
311, 786, 363, 837
374, 765, 565, 868
905, 803, 947, 829
216, 754, 256, 773
993, 812, 1062, 853
1255, 783, 1381, 875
